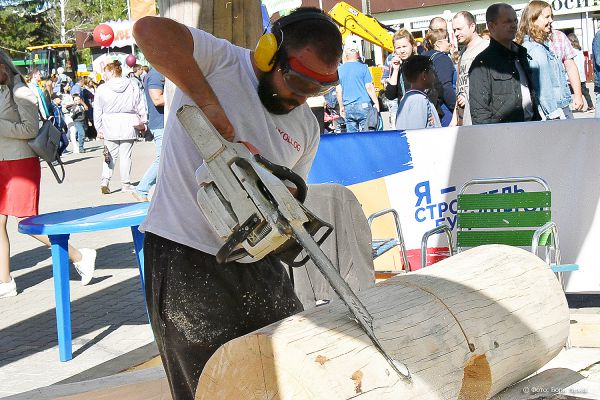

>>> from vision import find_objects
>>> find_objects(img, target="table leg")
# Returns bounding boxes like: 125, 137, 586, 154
49, 234, 72, 362
131, 226, 145, 297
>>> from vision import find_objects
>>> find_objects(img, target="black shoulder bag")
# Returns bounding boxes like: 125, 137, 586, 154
28, 114, 65, 184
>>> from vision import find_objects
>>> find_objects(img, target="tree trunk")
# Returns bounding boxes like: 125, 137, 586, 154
196, 245, 570, 399
157, 0, 262, 117
158, 0, 262, 47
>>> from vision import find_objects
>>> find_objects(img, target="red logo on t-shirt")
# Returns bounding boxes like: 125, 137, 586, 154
277, 128, 301, 152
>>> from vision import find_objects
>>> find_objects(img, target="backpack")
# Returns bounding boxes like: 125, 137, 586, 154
426, 52, 448, 120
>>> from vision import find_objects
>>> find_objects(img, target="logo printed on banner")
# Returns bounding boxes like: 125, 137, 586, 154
103, 20, 134, 48
277, 128, 301, 151
413, 181, 527, 229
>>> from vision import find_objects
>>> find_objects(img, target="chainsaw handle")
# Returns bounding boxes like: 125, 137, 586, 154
216, 214, 261, 264
254, 154, 308, 203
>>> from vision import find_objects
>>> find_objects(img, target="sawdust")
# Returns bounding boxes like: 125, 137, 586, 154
315, 355, 329, 365
351, 370, 363, 394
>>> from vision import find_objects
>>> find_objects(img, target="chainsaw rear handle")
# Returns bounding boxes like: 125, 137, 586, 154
216, 214, 261, 264
254, 154, 308, 204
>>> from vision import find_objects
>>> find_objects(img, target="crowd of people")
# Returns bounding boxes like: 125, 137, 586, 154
23, 60, 165, 197
326, 1, 597, 133
0, 50, 165, 299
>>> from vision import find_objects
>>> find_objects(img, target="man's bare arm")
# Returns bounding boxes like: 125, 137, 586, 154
336, 84, 345, 117
133, 16, 234, 140
148, 88, 165, 107
365, 83, 379, 111
564, 59, 584, 111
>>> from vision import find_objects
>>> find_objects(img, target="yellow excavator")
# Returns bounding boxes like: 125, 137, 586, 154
328, 2, 394, 53
327, 2, 396, 91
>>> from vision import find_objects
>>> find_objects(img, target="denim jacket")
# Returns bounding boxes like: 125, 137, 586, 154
593, 31, 600, 92
521, 36, 571, 119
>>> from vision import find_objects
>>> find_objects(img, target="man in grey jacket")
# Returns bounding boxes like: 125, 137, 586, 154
469, 3, 540, 124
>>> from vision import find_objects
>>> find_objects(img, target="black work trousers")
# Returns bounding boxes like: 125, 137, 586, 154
144, 232, 303, 400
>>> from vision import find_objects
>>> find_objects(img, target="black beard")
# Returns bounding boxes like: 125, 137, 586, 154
257, 71, 300, 115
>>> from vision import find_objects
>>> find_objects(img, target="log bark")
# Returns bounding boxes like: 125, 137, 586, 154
195, 245, 570, 399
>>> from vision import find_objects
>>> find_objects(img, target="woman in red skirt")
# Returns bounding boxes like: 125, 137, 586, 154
0, 50, 96, 298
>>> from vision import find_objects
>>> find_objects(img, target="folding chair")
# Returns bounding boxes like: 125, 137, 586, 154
308, 131, 415, 279
368, 208, 410, 278
421, 176, 578, 290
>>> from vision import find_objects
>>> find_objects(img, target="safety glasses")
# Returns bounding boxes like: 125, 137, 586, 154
279, 55, 339, 97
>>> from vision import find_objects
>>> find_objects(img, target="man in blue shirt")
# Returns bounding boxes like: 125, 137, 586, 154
70, 77, 84, 96
336, 44, 379, 132
133, 68, 165, 202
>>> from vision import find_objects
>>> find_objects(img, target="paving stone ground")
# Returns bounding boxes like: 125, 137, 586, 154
0, 139, 158, 398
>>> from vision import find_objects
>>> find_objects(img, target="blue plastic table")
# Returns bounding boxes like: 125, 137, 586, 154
18, 202, 150, 362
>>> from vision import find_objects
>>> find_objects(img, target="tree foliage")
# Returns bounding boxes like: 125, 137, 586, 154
0, 0, 49, 57
44, 0, 128, 42
0, 0, 128, 55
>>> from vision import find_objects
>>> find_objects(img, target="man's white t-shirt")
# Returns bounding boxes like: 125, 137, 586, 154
140, 27, 320, 255
514, 58, 534, 121
457, 36, 488, 126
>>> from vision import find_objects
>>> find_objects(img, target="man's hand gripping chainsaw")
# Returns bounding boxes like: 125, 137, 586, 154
176, 105, 411, 382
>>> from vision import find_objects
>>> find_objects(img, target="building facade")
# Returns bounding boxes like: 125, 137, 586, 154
306, 0, 600, 75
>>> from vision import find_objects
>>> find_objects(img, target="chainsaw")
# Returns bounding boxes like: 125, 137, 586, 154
176, 105, 411, 382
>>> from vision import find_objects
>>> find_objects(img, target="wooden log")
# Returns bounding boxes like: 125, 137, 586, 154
195, 245, 570, 399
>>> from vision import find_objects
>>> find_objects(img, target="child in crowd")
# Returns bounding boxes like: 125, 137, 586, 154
50, 93, 69, 156
396, 55, 441, 130
70, 94, 88, 152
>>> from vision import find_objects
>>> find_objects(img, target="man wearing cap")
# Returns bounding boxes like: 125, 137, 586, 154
53, 67, 71, 94
336, 43, 380, 132
133, 8, 342, 399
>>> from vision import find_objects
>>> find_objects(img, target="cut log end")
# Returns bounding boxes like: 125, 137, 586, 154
459, 354, 492, 400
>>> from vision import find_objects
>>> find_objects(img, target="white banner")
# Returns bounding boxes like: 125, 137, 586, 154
310, 119, 600, 293
92, 52, 136, 77
387, 119, 600, 293
262, 0, 302, 16
106, 19, 135, 48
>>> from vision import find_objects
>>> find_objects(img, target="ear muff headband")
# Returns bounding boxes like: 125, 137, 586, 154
254, 10, 336, 72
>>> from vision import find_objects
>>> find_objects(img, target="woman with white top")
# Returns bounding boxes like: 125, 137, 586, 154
384, 29, 417, 128
94, 60, 148, 194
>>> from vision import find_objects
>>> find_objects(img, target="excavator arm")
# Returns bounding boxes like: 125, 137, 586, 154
328, 2, 395, 53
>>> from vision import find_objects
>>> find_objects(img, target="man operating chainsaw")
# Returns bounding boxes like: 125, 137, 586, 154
133, 8, 343, 399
